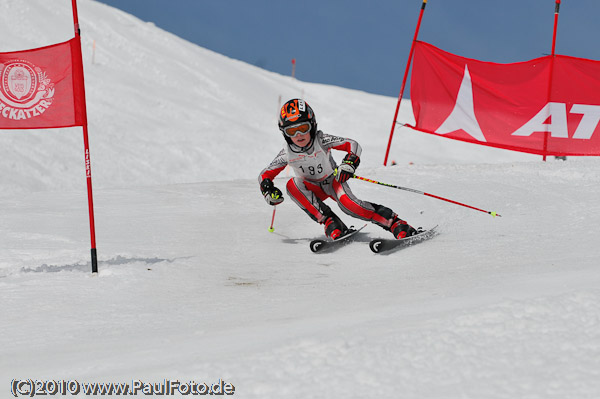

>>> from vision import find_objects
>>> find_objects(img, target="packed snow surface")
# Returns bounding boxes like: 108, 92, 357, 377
1, 1, 599, 398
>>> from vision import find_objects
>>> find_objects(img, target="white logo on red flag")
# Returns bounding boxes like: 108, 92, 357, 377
0, 60, 55, 121
435, 65, 487, 142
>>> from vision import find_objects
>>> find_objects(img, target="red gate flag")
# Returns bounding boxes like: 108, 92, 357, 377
0, 38, 85, 129
410, 41, 600, 156
0, 0, 98, 274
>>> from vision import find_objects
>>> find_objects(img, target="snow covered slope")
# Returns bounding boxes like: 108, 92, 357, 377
1, 1, 598, 398
0, 0, 536, 198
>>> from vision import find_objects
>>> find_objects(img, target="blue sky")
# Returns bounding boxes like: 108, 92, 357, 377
94, 0, 600, 97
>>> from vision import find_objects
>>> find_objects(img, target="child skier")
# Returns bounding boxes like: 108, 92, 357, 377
258, 98, 418, 240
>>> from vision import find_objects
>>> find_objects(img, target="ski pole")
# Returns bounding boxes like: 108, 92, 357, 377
353, 174, 501, 217
268, 205, 277, 232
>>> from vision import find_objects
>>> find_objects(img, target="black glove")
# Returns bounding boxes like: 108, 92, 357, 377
335, 153, 360, 183
260, 178, 284, 205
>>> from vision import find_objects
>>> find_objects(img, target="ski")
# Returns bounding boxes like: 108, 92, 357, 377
369, 225, 439, 254
310, 224, 367, 253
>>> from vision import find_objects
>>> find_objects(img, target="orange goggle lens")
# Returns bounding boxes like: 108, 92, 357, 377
283, 122, 311, 137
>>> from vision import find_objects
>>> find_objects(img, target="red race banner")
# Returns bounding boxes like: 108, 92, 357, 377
410, 41, 600, 156
0, 38, 85, 129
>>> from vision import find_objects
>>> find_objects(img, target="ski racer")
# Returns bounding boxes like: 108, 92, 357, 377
258, 98, 418, 240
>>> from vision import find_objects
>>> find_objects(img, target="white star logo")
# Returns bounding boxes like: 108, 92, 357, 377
435, 65, 487, 142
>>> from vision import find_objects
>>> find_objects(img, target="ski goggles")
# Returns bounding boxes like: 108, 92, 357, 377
283, 122, 311, 138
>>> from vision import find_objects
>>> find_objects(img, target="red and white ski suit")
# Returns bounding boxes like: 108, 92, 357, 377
258, 131, 397, 229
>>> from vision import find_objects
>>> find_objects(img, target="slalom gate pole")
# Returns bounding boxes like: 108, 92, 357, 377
72, 0, 98, 273
383, 0, 428, 166
268, 206, 277, 232
543, 0, 561, 162
551, 0, 561, 56
353, 175, 501, 217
